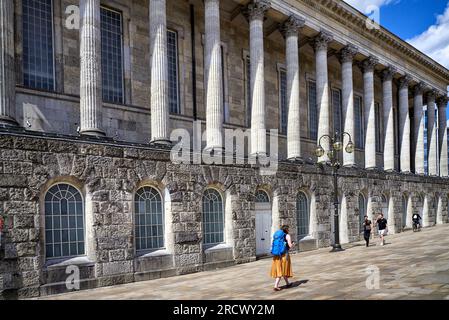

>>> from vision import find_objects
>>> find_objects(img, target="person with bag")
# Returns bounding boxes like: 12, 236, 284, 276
362, 215, 372, 247
270, 225, 295, 291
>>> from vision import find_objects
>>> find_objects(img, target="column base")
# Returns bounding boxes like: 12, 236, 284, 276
80, 128, 106, 138
384, 168, 396, 173
343, 163, 357, 169
0, 116, 19, 127
400, 170, 412, 175
287, 156, 304, 164
150, 139, 173, 147
204, 146, 224, 156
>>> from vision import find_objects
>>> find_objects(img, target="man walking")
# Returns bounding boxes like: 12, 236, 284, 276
375, 213, 388, 246
362, 215, 372, 247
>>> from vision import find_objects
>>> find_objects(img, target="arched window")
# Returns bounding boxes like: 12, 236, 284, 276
44, 184, 84, 259
135, 187, 164, 251
358, 193, 366, 230
297, 192, 309, 241
381, 195, 388, 220
255, 190, 270, 203
402, 195, 408, 228
203, 189, 224, 245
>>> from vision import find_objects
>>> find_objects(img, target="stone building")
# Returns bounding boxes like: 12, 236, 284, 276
0, 0, 449, 298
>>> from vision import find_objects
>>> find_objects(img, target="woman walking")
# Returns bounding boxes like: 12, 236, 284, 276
270, 225, 295, 291
362, 215, 372, 247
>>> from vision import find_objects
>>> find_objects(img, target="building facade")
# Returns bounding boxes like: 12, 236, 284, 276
1, 0, 449, 298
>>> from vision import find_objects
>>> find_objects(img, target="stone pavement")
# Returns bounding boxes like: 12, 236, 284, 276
39, 225, 449, 300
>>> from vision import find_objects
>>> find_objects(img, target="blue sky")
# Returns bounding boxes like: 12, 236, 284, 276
343, 0, 449, 120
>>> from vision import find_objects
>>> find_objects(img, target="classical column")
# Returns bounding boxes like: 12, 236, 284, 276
149, 0, 170, 144
244, 0, 270, 157
281, 16, 304, 161
80, 0, 104, 136
382, 66, 396, 171
204, 0, 223, 152
314, 31, 333, 163
413, 83, 425, 175
398, 75, 411, 173
437, 96, 449, 177
362, 56, 378, 169
427, 90, 438, 176
0, 0, 17, 127
339, 44, 358, 167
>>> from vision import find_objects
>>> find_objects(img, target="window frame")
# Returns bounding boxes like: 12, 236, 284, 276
296, 191, 310, 241
43, 183, 86, 261
354, 95, 365, 149
278, 65, 288, 136
375, 102, 383, 153
167, 29, 181, 115
22, 0, 57, 92
332, 87, 343, 136
308, 80, 318, 141
244, 53, 251, 128
202, 188, 225, 246
134, 186, 165, 254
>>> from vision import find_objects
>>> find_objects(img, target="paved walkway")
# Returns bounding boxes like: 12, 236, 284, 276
40, 225, 449, 300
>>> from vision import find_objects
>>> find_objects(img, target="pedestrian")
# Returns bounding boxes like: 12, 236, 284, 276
375, 213, 388, 246
362, 215, 372, 247
270, 225, 295, 291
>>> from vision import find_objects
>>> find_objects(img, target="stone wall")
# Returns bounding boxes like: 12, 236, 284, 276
0, 132, 448, 298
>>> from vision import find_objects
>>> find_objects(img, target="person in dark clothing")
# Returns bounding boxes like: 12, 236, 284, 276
375, 213, 388, 246
362, 216, 372, 247
412, 213, 422, 230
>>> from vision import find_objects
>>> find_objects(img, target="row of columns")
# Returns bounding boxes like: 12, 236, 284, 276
0, 0, 448, 176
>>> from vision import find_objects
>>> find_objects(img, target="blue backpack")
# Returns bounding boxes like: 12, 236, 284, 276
271, 230, 287, 256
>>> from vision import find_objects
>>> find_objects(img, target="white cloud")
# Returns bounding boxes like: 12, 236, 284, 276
407, 2, 449, 69
343, 0, 395, 13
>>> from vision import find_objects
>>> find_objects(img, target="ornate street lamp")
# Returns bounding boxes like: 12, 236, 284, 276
315, 131, 355, 252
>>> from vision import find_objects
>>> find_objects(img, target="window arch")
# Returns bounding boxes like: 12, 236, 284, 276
358, 193, 366, 230
255, 190, 270, 203
402, 195, 408, 228
44, 184, 84, 259
203, 189, 224, 245
135, 186, 164, 251
381, 195, 388, 220
297, 192, 310, 241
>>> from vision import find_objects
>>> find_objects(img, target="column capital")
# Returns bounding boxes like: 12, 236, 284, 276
426, 89, 437, 100
312, 31, 333, 52
413, 82, 426, 96
280, 15, 305, 38
381, 65, 396, 81
243, 0, 270, 22
339, 44, 358, 64
398, 74, 412, 90
362, 56, 379, 73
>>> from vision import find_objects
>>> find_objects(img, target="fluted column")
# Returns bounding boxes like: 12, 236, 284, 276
438, 96, 449, 177
281, 16, 304, 161
339, 45, 358, 167
427, 90, 438, 176
244, 0, 270, 157
204, 0, 223, 152
80, 0, 104, 136
0, 0, 17, 126
362, 56, 378, 169
149, 0, 170, 143
413, 83, 425, 175
382, 66, 395, 171
314, 31, 333, 163
398, 75, 411, 173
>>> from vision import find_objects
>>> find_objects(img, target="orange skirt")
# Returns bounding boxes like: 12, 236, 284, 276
270, 253, 293, 278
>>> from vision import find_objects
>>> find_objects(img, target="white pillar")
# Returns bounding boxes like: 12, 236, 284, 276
0, 0, 17, 126
281, 16, 304, 161
149, 0, 170, 144
438, 96, 449, 177
204, 0, 223, 152
80, 0, 105, 136
340, 45, 358, 167
427, 91, 438, 176
413, 83, 425, 175
314, 31, 333, 163
244, 0, 270, 157
398, 75, 411, 173
382, 66, 395, 172
362, 56, 378, 169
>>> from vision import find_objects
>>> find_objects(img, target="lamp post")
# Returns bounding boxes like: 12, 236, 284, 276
315, 131, 355, 252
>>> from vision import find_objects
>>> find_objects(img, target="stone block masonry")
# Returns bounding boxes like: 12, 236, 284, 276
0, 132, 448, 298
